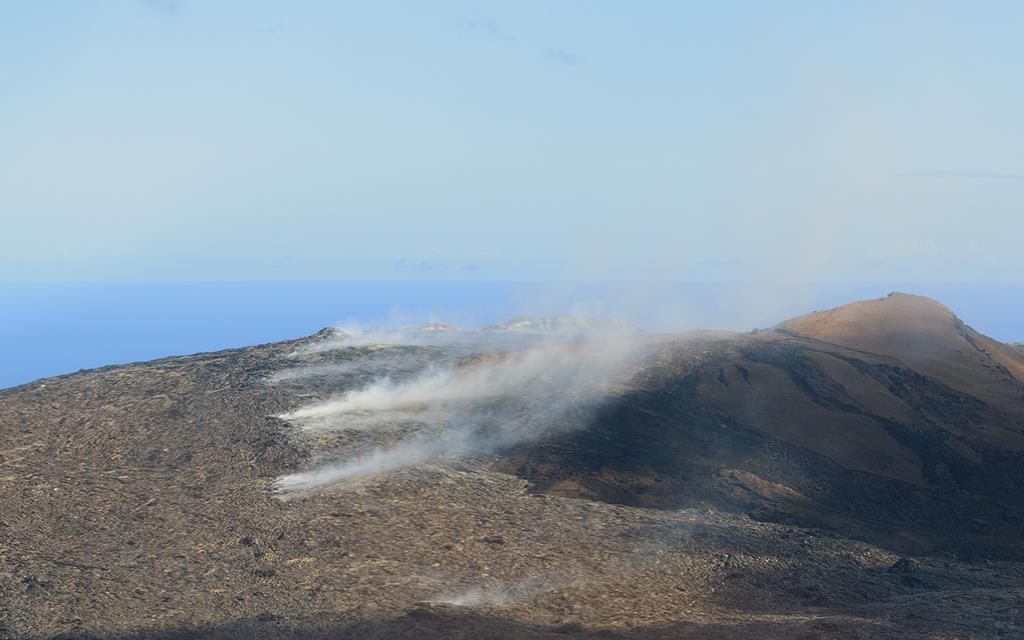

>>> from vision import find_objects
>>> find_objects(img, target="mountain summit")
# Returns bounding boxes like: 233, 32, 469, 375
505, 294, 1024, 553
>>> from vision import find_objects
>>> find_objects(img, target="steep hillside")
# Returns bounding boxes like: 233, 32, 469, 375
511, 294, 1024, 556
779, 292, 1024, 422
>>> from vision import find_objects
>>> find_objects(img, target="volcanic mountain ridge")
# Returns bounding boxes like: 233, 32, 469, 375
2, 292, 1023, 639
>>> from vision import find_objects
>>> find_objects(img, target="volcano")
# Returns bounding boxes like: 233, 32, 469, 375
2, 293, 1023, 639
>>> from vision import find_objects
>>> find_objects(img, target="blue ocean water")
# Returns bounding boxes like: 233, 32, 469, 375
1, 281, 1021, 389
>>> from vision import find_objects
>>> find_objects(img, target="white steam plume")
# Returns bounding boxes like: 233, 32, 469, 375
431, 578, 547, 607
275, 440, 444, 491
274, 324, 645, 493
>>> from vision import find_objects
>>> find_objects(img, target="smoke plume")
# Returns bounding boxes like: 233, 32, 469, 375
431, 578, 547, 607
273, 320, 645, 493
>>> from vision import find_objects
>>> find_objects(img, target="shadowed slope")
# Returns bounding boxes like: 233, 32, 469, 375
508, 294, 1024, 557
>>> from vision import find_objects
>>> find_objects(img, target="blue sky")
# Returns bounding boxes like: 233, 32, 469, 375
2, 1, 1023, 283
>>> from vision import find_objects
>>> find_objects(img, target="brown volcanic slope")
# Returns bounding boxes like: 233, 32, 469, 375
780, 293, 1024, 430
514, 294, 1024, 550
2, 294, 1024, 639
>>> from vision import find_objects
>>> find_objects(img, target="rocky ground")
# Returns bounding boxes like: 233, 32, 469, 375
2, 295, 1024, 639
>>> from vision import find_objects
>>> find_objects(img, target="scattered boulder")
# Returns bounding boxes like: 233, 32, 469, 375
887, 558, 917, 574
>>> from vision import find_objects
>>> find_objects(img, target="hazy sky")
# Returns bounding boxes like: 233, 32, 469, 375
3, 1, 1023, 282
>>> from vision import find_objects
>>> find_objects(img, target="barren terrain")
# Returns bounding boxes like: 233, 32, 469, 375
2, 293, 1023, 639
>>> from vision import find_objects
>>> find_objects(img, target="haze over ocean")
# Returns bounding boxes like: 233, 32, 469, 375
2, 281, 1021, 390
5, 4, 1023, 390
